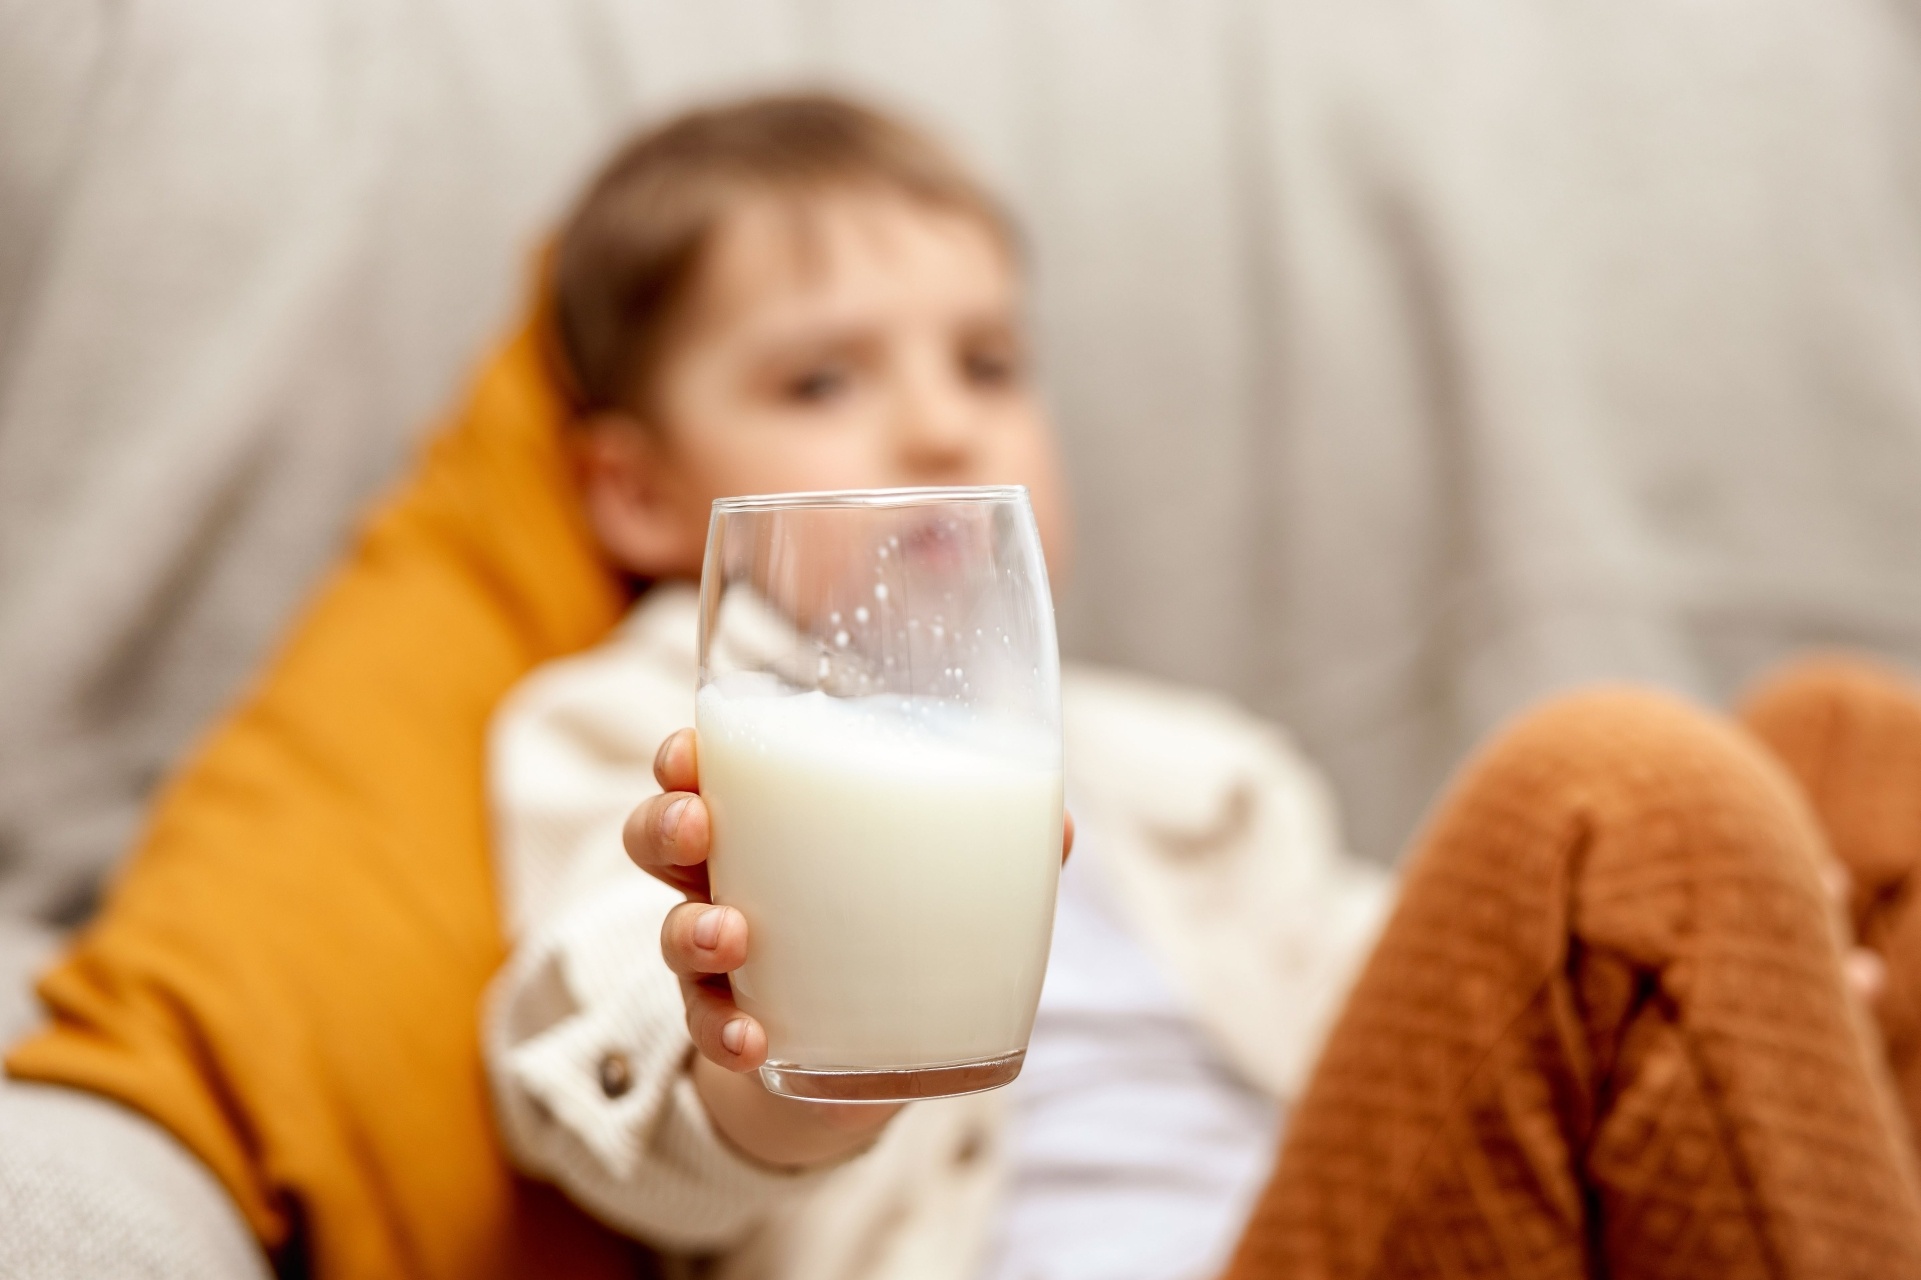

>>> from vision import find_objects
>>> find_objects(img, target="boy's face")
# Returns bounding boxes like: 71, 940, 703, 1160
576, 189, 1072, 583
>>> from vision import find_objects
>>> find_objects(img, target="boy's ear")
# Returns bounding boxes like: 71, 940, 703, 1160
572, 414, 708, 578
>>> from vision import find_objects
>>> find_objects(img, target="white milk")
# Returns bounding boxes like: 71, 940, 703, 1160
697, 678, 1063, 1070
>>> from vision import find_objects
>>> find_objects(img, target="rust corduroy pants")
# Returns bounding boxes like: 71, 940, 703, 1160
1226, 668, 1921, 1279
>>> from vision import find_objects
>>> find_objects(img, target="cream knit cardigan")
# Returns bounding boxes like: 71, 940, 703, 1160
482, 585, 1391, 1279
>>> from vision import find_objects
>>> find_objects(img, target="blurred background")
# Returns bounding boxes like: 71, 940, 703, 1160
3, 0, 1920, 926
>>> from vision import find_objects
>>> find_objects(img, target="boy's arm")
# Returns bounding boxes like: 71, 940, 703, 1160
482, 823, 843, 1251
483, 631, 867, 1251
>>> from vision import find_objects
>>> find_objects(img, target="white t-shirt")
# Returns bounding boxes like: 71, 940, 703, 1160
980, 820, 1281, 1280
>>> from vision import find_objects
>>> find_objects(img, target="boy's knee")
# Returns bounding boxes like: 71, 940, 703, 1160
1740, 654, 1921, 769
1739, 654, 1917, 739
1738, 654, 1921, 891
1464, 685, 1795, 833
1421, 686, 1827, 931
1738, 653, 1921, 764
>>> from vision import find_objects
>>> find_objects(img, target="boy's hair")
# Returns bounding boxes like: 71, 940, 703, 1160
551, 91, 1014, 417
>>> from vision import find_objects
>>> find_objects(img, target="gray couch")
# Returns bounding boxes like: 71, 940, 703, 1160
6, 0, 1921, 1273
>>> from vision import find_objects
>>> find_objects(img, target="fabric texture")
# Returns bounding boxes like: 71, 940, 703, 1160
483, 584, 1389, 1276
7, 2, 1921, 927
1224, 686, 1921, 1279
4, 320, 638, 1279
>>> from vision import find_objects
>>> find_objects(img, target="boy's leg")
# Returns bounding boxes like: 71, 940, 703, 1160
1224, 688, 1921, 1280
1741, 656, 1921, 1143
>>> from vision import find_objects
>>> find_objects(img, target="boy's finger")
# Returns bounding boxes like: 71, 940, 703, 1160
662, 902, 747, 979
1063, 811, 1075, 863
1819, 858, 1850, 906
682, 979, 766, 1072
653, 729, 699, 794
624, 791, 712, 885
1846, 947, 1887, 1004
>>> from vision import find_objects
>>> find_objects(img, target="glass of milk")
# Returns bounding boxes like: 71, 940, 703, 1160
697, 486, 1063, 1102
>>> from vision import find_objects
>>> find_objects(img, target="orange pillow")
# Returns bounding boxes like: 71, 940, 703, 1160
7, 306, 637, 1279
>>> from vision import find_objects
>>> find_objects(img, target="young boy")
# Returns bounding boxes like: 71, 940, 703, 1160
481, 94, 1390, 1279
483, 92, 1921, 1280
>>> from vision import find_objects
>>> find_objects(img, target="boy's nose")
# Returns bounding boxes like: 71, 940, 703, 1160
893, 377, 975, 478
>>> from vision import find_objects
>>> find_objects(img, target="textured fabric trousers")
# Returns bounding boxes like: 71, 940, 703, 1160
1225, 661, 1921, 1279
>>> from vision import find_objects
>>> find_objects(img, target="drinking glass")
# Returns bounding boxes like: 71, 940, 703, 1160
697, 486, 1063, 1102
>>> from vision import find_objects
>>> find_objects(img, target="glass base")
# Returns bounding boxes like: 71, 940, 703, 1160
758, 1049, 1025, 1103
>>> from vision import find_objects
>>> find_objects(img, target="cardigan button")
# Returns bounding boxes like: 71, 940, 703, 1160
598, 1051, 634, 1099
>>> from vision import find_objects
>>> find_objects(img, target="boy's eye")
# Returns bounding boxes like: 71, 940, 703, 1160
962, 346, 1021, 390
784, 366, 850, 404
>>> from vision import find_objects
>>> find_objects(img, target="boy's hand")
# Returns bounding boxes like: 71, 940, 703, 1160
624, 727, 1071, 1169
624, 728, 766, 1072
625, 728, 885, 1168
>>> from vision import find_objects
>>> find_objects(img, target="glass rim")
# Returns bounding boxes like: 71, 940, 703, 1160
710, 484, 1029, 514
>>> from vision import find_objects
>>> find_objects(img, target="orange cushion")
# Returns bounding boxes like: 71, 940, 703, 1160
6, 305, 637, 1279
